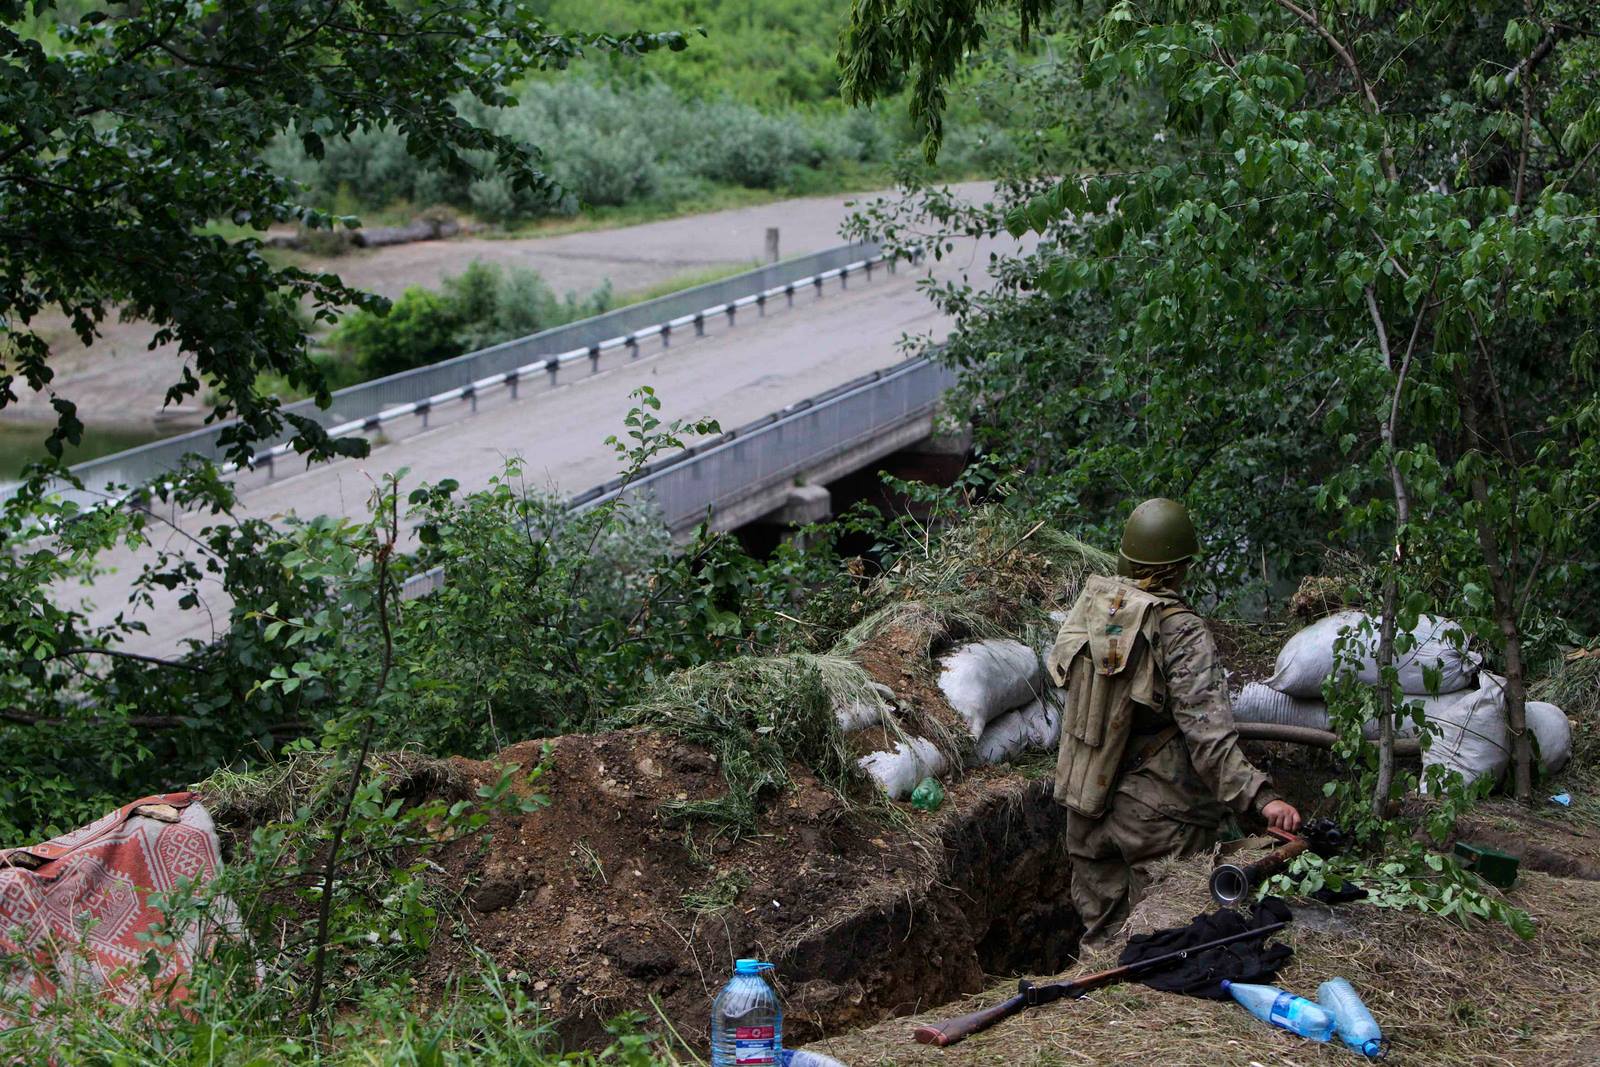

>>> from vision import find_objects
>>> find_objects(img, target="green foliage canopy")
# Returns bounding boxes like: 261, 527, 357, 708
842, 0, 1600, 803
0, 0, 685, 462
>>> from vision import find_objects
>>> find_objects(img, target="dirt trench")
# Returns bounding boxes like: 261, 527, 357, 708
774, 777, 1081, 1043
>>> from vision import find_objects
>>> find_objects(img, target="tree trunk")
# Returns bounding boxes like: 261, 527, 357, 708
1373, 568, 1399, 819
1453, 363, 1534, 803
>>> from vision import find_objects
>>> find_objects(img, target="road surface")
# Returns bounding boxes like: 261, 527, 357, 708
4, 183, 991, 427
50, 185, 1019, 656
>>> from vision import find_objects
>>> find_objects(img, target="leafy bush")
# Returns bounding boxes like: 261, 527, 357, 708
328, 262, 615, 378
269, 76, 907, 223
332, 285, 464, 379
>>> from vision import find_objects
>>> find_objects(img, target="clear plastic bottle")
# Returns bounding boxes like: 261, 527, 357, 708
1317, 977, 1385, 1058
711, 959, 782, 1067
1221, 979, 1336, 1042
780, 1050, 848, 1067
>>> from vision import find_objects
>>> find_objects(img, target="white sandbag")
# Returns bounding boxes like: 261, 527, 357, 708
976, 709, 1031, 765
1232, 682, 1331, 731
976, 691, 1064, 766
1022, 688, 1065, 748
1420, 674, 1510, 790
937, 639, 1044, 738
1267, 611, 1481, 698
1526, 700, 1572, 774
857, 737, 947, 800
834, 681, 895, 732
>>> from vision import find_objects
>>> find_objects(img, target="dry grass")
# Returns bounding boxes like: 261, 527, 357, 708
1531, 647, 1600, 772
833, 507, 1114, 660
812, 848, 1600, 1067
194, 747, 467, 842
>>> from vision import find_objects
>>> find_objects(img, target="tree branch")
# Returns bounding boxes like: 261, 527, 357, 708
1503, 25, 1562, 90
1271, 0, 1399, 183
49, 645, 203, 672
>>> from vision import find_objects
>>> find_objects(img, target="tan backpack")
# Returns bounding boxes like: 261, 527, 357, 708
1048, 575, 1178, 817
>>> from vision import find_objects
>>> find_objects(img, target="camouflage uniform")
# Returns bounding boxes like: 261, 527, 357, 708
1063, 593, 1280, 944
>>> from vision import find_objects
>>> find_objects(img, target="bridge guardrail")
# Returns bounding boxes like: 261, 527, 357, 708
2, 241, 891, 508
399, 354, 957, 599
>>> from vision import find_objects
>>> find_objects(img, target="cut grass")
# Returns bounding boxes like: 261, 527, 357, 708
613, 652, 876, 836
834, 506, 1115, 660
680, 869, 751, 916
814, 845, 1600, 1066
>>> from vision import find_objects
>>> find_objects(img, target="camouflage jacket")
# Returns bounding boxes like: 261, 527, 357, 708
1117, 601, 1280, 826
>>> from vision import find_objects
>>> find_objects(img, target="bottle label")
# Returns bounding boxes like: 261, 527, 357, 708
1269, 991, 1296, 1029
734, 1025, 776, 1065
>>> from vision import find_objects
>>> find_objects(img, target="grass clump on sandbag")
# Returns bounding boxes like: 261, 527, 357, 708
615, 653, 881, 835
835, 505, 1115, 659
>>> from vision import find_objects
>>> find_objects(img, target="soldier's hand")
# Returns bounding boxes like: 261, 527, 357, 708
1262, 799, 1302, 833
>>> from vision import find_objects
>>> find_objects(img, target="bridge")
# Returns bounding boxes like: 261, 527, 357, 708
29, 206, 1021, 655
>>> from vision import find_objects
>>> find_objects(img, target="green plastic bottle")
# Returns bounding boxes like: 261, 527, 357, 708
910, 776, 944, 812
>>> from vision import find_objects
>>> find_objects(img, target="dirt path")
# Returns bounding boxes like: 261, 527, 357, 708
1, 183, 993, 433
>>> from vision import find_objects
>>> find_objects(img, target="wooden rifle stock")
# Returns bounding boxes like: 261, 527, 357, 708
912, 920, 1289, 1047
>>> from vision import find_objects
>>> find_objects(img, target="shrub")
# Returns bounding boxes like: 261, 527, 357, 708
333, 285, 464, 379
329, 262, 615, 377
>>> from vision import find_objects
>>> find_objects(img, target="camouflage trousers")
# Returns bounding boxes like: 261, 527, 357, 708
1066, 795, 1217, 946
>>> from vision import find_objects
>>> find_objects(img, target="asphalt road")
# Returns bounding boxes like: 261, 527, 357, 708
52, 184, 1018, 656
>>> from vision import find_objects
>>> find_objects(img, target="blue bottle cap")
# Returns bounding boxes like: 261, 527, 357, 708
735, 959, 775, 975
1361, 1038, 1384, 1058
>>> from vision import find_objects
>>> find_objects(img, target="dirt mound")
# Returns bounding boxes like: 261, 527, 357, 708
425, 728, 1079, 1049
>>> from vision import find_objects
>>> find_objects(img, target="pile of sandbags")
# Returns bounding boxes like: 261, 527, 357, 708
1234, 611, 1573, 786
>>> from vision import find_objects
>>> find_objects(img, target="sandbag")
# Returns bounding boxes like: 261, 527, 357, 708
834, 681, 895, 733
975, 691, 1064, 766
1526, 700, 1572, 774
857, 737, 948, 800
1420, 674, 1510, 790
976, 709, 1031, 765
1267, 611, 1481, 698
1232, 682, 1331, 731
937, 639, 1044, 738
1022, 688, 1065, 748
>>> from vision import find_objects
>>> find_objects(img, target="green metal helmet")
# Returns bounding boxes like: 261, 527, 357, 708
1119, 498, 1199, 567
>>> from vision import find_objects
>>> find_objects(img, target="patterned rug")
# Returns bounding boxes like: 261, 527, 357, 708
0, 791, 227, 1026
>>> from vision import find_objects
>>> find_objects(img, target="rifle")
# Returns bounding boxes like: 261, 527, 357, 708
911, 920, 1289, 1047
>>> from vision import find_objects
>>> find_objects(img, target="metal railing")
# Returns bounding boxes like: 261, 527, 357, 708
399, 354, 957, 599
2, 241, 897, 508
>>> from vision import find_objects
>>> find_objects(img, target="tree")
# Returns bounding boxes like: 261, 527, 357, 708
842, 0, 1600, 805
0, 0, 685, 464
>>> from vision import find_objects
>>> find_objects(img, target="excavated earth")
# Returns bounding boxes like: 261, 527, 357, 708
425, 733, 1079, 1049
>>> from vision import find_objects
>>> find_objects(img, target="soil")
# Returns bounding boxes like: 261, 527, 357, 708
425, 728, 1078, 1050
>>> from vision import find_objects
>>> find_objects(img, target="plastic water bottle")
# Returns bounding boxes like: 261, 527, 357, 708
1221, 980, 1336, 1042
780, 1050, 848, 1067
1318, 977, 1384, 1058
711, 959, 782, 1066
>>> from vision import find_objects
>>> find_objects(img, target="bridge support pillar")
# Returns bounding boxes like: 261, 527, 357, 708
746, 483, 833, 553
884, 424, 972, 485
770, 483, 832, 526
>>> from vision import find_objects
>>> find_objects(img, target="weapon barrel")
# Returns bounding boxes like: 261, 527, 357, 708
1211, 836, 1311, 906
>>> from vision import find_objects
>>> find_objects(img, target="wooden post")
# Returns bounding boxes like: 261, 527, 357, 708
765, 227, 780, 263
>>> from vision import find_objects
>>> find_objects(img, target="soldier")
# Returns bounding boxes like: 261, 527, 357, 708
1049, 498, 1300, 945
